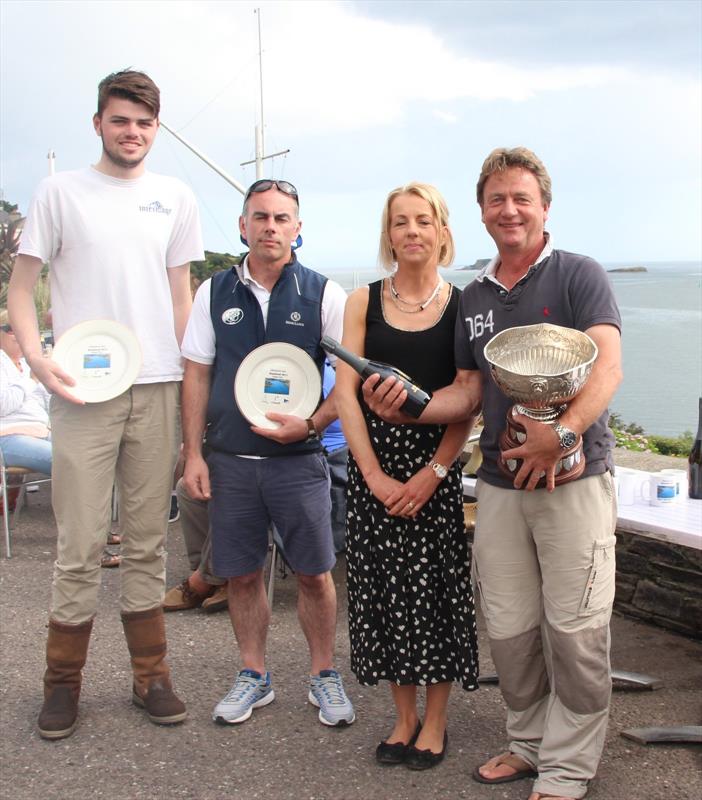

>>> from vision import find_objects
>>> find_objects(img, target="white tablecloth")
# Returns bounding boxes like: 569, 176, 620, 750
462, 473, 702, 551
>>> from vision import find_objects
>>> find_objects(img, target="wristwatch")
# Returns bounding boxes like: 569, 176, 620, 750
551, 422, 578, 450
429, 460, 449, 480
305, 417, 319, 442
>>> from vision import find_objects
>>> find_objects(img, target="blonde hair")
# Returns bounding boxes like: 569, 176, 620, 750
476, 147, 552, 207
0, 309, 9, 327
378, 182, 455, 270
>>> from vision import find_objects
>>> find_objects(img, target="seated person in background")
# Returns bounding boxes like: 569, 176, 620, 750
164, 359, 348, 612
162, 478, 228, 613
0, 309, 51, 512
320, 359, 350, 555
1, 309, 120, 567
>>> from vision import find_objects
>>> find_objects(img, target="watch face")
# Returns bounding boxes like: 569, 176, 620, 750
432, 462, 448, 479
558, 427, 577, 449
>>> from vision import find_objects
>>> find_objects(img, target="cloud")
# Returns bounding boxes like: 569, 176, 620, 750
432, 110, 458, 124
1, 0, 700, 263
354, 0, 702, 74
174, 1, 627, 133
1, 1, 688, 145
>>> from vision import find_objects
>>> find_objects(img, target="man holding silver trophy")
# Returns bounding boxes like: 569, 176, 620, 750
363, 147, 622, 799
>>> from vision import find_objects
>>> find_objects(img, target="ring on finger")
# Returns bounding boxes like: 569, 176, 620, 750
407, 501, 414, 510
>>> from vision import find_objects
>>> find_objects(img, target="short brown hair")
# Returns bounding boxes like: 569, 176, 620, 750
476, 147, 552, 207
96, 70, 160, 118
378, 182, 455, 270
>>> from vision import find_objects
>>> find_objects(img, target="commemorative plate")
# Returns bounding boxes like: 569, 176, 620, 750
234, 342, 321, 430
52, 320, 142, 403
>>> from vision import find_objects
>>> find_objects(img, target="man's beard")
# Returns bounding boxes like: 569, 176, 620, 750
101, 136, 147, 170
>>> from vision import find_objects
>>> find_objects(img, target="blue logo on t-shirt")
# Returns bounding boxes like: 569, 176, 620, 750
139, 200, 172, 215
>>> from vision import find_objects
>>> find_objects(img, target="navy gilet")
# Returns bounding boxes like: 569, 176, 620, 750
207, 256, 327, 457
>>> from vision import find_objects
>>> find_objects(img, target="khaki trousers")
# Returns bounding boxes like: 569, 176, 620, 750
473, 473, 617, 800
50, 383, 181, 623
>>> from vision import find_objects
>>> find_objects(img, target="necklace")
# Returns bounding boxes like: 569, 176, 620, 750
389, 275, 443, 314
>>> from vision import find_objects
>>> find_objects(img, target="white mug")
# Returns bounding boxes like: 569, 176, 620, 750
616, 467, 642, 506
660, 468, 688, 501
641, 472, 677, 506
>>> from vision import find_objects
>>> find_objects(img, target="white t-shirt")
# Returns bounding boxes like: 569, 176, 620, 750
182, 256, 347, 365
19, 167, 205, 383
0, 350, 50, 435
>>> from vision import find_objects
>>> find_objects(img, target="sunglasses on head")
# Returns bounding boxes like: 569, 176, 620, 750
0, 324, 12, 334
244, 179, 298, 206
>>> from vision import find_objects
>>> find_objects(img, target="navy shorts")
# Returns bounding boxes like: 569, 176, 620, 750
208, 450, 336, 578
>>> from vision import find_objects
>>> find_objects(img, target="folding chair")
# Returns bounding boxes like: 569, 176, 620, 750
0, 447, 52, 558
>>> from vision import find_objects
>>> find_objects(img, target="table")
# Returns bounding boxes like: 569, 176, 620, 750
462, 472, 702, 552
615, 491, 701, 551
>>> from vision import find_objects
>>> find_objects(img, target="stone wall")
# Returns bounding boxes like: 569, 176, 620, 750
463, 503, 702, 640
614, 532, 702, 639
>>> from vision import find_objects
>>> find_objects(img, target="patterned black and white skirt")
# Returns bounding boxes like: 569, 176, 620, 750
345, 415, 479, 691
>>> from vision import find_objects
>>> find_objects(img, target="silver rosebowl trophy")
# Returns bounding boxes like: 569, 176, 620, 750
484, 323, 598, 486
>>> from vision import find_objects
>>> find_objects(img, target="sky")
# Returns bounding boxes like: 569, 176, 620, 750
1, 0, 701, 270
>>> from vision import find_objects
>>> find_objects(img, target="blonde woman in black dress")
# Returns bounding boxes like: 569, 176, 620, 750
336, 183, 479, 770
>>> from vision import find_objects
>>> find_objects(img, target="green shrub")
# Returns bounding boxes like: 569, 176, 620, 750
609, 413, 691, 456
191, 251, 243, 287
648, 432, 693, 457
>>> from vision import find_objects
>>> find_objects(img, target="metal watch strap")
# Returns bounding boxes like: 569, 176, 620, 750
552, 422, 577, 450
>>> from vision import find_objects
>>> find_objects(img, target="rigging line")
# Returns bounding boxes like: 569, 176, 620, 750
162, 135, 237, 252
175, 53, 259, 133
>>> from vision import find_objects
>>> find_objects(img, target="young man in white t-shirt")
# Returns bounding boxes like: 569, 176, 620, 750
8, 70, 204, 740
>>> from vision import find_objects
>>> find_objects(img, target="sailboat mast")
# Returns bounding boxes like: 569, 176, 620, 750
160, 8, 288, 193
255, 7, 264, 179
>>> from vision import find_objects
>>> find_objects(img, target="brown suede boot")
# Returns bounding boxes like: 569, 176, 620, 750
121, 606, 187, 725
37, 618, 93, 740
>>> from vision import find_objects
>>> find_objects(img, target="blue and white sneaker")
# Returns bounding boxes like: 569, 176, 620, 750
308, 669, 355, 727
213, 669, 275, 725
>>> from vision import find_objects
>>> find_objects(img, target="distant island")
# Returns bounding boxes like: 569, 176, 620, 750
454, 262, 650, 274
456, 258, 490, 271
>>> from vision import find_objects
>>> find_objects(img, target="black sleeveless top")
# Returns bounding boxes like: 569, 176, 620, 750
364, 279, 460, 393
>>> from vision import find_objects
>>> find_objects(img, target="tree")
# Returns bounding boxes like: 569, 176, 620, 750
0, 200, 51, 322
0, 201, 25, 308
190, 250, 244, 291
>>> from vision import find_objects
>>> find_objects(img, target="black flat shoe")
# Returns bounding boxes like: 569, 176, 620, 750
375, 721, 422, 765
404, 730, 448, 771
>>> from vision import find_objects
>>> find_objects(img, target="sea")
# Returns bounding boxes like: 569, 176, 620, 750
320, 260, 702, 439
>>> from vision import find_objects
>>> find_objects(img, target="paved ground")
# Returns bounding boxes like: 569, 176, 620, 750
612, 448, 688, 473
1, 484, 700, 800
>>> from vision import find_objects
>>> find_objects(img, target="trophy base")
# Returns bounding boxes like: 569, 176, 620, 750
498, 408, 586, 487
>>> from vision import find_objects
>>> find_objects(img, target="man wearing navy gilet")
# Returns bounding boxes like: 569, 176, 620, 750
181, 179, 355, 728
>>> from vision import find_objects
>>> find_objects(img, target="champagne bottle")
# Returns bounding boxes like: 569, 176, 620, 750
689, 396, 702, 500
321, 335, 431, 419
